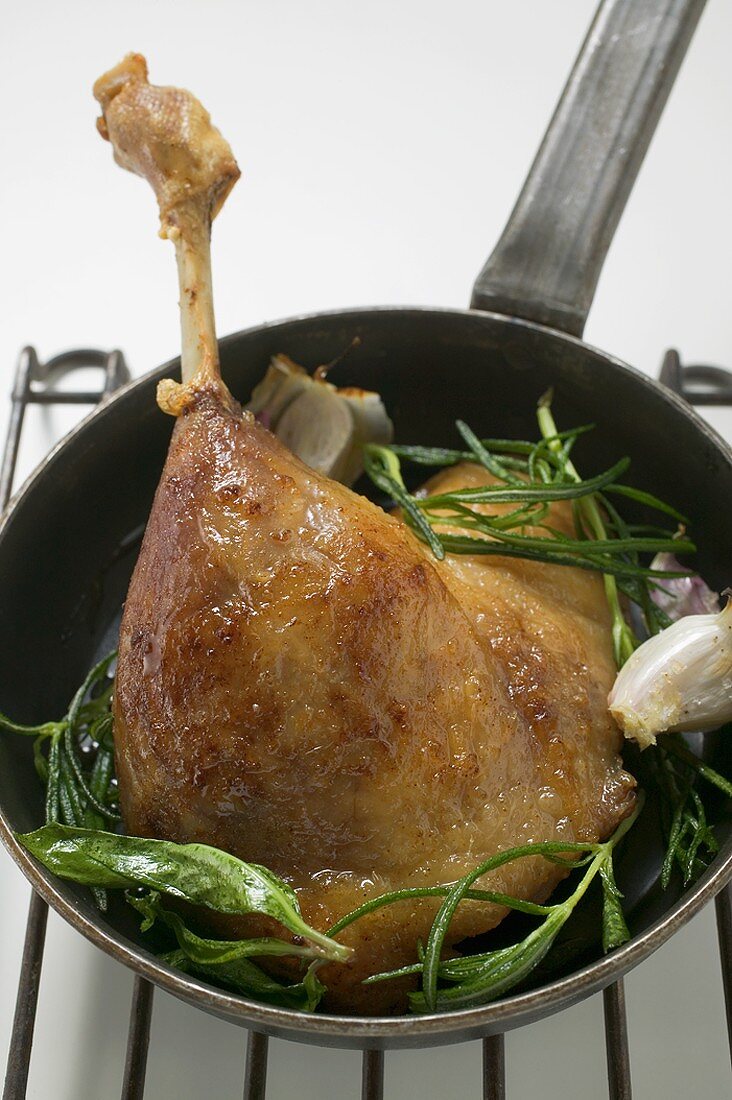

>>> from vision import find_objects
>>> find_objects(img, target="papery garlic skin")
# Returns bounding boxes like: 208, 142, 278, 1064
649, 552, 720, 618
246, 354, 393, 485
608, 602, 732, 749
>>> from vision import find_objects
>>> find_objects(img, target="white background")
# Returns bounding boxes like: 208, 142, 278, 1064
2, 1, 732, 1096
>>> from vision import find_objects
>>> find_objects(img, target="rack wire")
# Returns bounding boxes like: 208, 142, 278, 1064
1, 346, 731, 1100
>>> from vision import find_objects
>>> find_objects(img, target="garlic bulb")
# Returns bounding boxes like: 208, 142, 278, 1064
246, 354, 393, 485
608, 601, 732, 749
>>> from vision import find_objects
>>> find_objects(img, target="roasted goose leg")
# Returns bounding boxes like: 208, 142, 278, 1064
97, 56, 634, 1014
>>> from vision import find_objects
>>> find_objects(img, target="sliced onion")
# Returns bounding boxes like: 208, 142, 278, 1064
246, 354, 393, 484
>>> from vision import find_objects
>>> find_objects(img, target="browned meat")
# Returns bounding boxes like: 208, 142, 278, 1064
98, 55, 634, 1014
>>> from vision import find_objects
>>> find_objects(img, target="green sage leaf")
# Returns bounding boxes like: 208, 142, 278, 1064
18, 823, 350, 962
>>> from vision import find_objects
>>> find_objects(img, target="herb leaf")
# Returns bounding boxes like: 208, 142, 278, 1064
363, 444, 444, 559
410, 909, 567, 1012
127, 891, 324, 963
18, 823, 350, 962
599, 860, 630, 952
164, 948, 325, 1011
128, 892, 328, 1010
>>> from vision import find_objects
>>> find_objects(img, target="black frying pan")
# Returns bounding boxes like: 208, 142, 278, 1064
1, 0, 729, 1050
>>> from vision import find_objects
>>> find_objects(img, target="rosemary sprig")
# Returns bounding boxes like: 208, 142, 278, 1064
388, 425, 596, 468
363, 402, 695, 669
664, 735, 732, 799
636, 735, 730, 888
536, 394, 637, 667
342, 798, 641, 1012
414, 803, 635, 1011
363, 444, 445, 559
0, 652, 119, 910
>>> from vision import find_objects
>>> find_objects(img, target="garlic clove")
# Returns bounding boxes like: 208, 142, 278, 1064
608, 600, 732, 749
245, 353, 393, 485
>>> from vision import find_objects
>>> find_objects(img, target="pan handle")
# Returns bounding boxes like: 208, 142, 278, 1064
470, 0, 705, 336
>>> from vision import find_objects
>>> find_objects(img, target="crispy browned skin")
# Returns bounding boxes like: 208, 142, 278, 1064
114, 381, 635, 1014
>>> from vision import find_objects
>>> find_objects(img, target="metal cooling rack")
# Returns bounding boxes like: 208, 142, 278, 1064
1, 346, 731, 1100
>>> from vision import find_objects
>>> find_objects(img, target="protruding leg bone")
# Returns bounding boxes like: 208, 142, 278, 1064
93, 54, 240, 397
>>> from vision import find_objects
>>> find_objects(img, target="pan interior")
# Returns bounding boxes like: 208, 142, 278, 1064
1, 308, 730, 1044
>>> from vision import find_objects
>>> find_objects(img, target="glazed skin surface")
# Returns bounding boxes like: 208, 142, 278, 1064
114, 382, 635, 1013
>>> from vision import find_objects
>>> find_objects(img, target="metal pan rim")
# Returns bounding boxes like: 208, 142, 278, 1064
1, 306, 730, 1046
